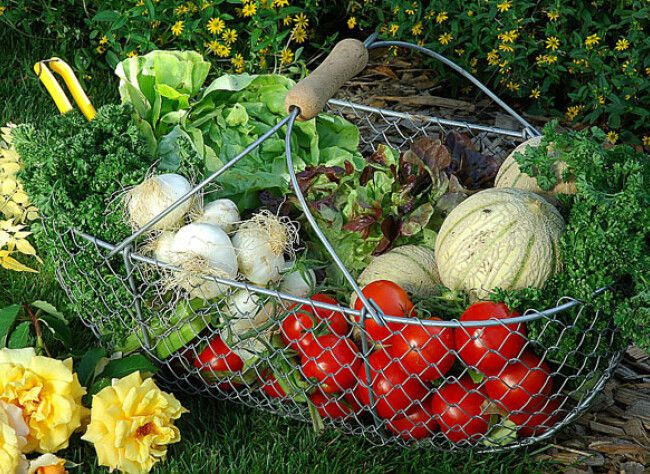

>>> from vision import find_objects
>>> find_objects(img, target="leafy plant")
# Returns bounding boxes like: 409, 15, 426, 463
12, 104, 156, 349
0, 301, 71, 355
494, 122, 649, 354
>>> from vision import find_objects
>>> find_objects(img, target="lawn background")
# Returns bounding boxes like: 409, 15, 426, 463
0, 30, 557, 474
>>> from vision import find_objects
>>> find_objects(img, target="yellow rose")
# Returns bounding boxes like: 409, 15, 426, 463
0, 401, 29, 474
82, 371, 187, 474
0, 348, 86, 453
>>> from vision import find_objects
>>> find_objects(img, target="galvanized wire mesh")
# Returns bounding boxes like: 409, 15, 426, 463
44, 39, 622, 451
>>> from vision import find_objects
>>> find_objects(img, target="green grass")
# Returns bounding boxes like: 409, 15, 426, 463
0, 31, 559, 474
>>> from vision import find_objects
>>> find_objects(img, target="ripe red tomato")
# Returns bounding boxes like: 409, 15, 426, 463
353, 350, 428, 419
310, 390, 360, 419
301, 335, 360, 393
353, 280, 415, 342
386, 400, 437, 441
193, 335, 244, 390
483, 351, 553, 413
430, 376, 490, 443
281, 294, 349, 353
387, 319, 455, 382
261, 372, 287, 399
193, 335, 244, 373
509, 397, 564, 437
454, 302, 527, 374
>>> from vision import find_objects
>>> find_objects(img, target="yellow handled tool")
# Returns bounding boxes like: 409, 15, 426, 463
34, 58, 97, 121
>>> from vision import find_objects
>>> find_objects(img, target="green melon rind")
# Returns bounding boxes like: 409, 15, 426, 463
435, 187, 564, 299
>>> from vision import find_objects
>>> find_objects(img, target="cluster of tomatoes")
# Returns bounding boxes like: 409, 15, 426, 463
193, 280, 564, 443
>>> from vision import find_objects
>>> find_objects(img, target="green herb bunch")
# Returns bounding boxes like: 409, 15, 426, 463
12, 104, 155, 348
496, 121, 649, 355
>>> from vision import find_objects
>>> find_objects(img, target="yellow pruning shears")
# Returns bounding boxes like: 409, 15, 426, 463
33, 58, 97, 121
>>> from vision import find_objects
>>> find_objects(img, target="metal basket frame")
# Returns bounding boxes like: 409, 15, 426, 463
47, 35, 622, 451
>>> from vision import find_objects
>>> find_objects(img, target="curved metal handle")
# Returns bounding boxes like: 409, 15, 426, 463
34, 58, 97, 121
364, 38, 540, 138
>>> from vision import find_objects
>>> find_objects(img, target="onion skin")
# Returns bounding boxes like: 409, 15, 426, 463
126, 173, 193, 231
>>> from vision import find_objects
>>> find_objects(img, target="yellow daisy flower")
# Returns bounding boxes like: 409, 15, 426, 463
242, 2, 257, 17
606, 131, 618, 144
293, 27, 307, 43
642, 136, 650, 147
207, 17, 225, 35
585, 34, 601, 48
498, 30, 518, 43
222, 28, 237, 44
280, 48, 294, 65
436, 11, 448, 23
389, 24, 399, 36
272, 0, 289, 6
530, 87, 541, 99
506, 81, 520, 92
216, 43, 231, 57
547, 11, 560, 21
171, 20, 184, 36
499, 44, 514, 53
497, 0, 512, 13
545, 36, 560, 51
487, 49, 499, 65
347, 17, 357, 29
615, 38, 630, 51
438, 33, 453, 45
231, 53, 245, 73
411, 22, 423, 35
294, 12, 308, 29
565, 105, 584, 121
174, 4, 189, 15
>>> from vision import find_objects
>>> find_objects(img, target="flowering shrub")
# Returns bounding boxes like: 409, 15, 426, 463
0, 340, 186, 473
0, 125, 40, 273
350, 0, 649, 144
1, 0, 648, 142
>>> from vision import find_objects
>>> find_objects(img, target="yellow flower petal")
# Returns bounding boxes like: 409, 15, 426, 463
82, 371, 187, 474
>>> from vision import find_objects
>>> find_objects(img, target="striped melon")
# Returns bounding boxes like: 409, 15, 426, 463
435, 188, 564, 299
351, 245, 440, 306
495, 136, 576, 200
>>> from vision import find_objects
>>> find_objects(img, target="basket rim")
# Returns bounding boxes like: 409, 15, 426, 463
68, 228, 610, 329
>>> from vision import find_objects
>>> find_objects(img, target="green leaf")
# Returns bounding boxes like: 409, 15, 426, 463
88, 377, 112, 397
0, 305, 21, 348
158, 125, 191, 171
93, 10, 121, 22
467, 369, 485, 384
77, 347, 108, 388
31, 300, 65, 320
39, 314, 72, 346
7, 322, 32, 349
144, 0, 156, 18
482, 419, 518, 447
100, 354, 158, 380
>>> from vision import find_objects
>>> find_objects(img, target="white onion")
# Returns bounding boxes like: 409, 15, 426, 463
168, 223, 238, 300
125, 173, 193, 231
221, 295, 273, 363
232, 212, 296, 286
194, 199, 240, 233
150, 231, 175, 263
279, 262, 316, 298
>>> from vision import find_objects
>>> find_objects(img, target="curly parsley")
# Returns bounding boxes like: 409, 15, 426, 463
496, 122, 649, 357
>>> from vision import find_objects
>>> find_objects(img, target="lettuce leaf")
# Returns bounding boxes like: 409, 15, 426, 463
115, 50, 211, 144
182, 73, 362, 210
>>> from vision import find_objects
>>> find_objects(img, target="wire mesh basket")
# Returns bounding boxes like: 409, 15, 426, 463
37, 36, 622, 451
